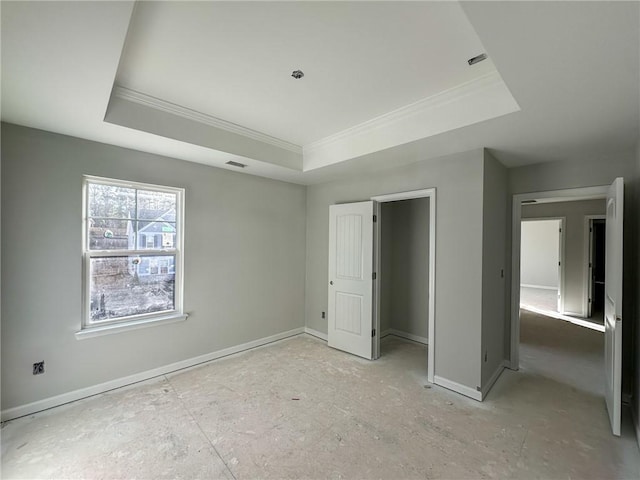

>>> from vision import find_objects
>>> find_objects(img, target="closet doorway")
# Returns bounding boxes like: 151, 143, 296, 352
372, 189, 436, 381
326, 189, 436, 382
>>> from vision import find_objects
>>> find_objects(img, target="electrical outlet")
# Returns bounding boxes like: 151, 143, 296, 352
33, 361, 45, 375
322, 311, 326, 319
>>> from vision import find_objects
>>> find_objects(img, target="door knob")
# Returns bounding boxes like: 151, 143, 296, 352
330, 281, 333, 285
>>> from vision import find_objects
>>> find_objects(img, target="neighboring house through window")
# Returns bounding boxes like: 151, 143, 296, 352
82, 176, 185, 333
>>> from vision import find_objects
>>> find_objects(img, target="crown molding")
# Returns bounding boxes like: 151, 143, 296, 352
304, 71, 504, 154
112, 86, 303, 154
113, 71, 516, 173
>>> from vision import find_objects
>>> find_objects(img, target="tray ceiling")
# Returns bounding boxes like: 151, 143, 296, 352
2, 1, 638, 184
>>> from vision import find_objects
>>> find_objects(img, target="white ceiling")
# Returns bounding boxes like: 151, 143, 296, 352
117, 1, 497, 146
1, 1, 639, 185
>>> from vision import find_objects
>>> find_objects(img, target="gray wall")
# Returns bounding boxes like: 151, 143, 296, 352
481, 151, 507, 387
380, 198, 430, 339
4, 120, 636, 413
634, 139, 640, 441
0, 126, 2, 403
1, 123, 307, 411
633, 9, 640, 441
508, 154, 637, 395
522, 199, 606, 316
520, 220, 560, 289
305, 149, 485, 390
508, 155, 637, 195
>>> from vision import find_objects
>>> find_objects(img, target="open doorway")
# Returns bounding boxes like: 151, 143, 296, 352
326, 188, 436, 383
586, 216, 606, 325
518, 199, 606, 331
372, 189, 436, 382
518, 211, 605, 397
510, 180, 624, 436
517, 202, 605, 390
377, 197, 430, 369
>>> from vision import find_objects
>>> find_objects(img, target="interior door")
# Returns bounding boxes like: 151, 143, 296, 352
604, 177, 623, 436
557, 220, 563, 313
588, 221, 595, 318
328, 201, 375, 360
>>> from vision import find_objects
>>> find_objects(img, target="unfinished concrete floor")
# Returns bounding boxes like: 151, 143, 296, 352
2, 320, 639, 479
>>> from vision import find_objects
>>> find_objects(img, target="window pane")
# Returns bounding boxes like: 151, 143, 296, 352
137, 190, 177, 221
88, 183, 135, 219
89, 255, 175, 322
88, 219, 135, 250
137, 221, 176, 249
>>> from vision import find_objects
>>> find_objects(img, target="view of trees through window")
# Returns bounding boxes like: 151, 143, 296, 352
86, 181, 179, 323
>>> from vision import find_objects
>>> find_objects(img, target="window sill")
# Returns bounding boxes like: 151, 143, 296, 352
75, 313, 188, 340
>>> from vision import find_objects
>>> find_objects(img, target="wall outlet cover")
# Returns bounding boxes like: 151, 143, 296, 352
33, 361, 45, 375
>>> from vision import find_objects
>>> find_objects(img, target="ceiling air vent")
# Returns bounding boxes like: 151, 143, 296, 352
468, 53, 488, 66
226, 161, 247, 168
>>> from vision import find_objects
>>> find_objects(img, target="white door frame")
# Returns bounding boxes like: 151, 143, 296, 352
520, 217, 566, 314
583, 215, 606, 318
371, 188, 436, 382
510, 185, 608, 369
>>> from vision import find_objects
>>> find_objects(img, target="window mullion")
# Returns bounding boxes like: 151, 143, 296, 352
134, 188, 139, 249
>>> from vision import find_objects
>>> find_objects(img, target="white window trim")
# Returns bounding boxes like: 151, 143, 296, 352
78, 175, 186, 338
75, 312, 188, 339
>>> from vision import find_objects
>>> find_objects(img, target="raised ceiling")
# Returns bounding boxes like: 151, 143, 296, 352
1, 1, 638, 185
117, 1, 500, 146
108, 1, 519, 172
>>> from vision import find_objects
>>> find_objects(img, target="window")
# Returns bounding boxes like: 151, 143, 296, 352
81, 176, 185, 334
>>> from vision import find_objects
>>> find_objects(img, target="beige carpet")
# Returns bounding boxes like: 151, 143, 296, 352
519, 308, 604, 397
520, 286, 558, 312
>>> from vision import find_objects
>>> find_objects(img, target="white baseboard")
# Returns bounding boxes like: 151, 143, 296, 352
520, 284, 557, 290
304, 327, 328, 341
313, 327, 427, 345
1, 327, 305, 422
384, 329, 428, 345
434, 375, 482, 401
481, 362, 505, 399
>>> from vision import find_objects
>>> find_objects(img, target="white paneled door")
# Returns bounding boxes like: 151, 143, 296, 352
328, 201, 375, 360
604, 178, 623, 436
